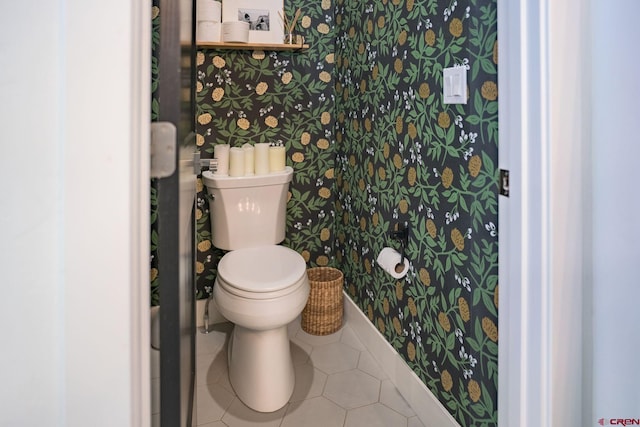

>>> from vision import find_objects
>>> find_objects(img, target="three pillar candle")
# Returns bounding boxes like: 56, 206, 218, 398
213, 142, 286, 176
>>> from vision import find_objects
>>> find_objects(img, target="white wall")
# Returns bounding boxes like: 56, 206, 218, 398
0, 1, 150, 426
0, 1, 65, 424
589, 0, 640, 420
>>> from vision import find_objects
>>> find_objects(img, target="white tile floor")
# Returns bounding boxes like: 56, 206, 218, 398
191, 318, 426, 427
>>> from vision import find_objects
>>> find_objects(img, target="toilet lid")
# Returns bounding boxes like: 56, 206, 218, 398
217, 246, 307, 294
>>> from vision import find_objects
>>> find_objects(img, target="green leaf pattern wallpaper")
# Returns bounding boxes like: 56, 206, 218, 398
150, 3, 160, 306
334, 0, 498, 424
194, 0, 338, 299
152, 0, 498, 425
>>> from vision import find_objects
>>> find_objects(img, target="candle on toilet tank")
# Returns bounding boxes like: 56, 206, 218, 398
254, 143, 270, 175
268, 145, 286, 172
213, 144, 230, 175
242, 143, 255, 176
229, 147, 245, 177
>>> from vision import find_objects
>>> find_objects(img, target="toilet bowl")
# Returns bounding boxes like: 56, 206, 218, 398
202, 166, 309, 412
213, 245, 309, 411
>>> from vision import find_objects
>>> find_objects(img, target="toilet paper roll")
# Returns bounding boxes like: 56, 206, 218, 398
254, 143, 270, 175
213, 144, 230, 175
268, 145, 286, 173
197, 21, 221, 43
229, 147, 245, 177
180, 3, 192, 43
222, 21, 250, 43
197, 0, 221, 23
242, 143, 255, 176
376, 247, 409, 279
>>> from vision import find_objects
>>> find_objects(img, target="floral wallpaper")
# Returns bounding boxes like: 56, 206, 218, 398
334, 0, 499, 425
194, 0, 337, 299
150, 2, 160, 306
153, 0, 498, 425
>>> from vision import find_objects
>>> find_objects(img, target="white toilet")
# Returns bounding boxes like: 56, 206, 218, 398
202, 166, 310, 413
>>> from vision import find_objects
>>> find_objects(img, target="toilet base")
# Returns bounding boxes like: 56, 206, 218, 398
227, 324, 295, 412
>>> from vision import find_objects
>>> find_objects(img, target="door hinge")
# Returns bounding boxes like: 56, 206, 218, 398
150, 122, 176, 178
499, 169, 510, 197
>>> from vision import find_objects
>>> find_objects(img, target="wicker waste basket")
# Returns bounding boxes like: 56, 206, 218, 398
301, 267, 344, 335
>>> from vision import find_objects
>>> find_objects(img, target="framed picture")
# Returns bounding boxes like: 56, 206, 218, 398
222, 0, 284, 44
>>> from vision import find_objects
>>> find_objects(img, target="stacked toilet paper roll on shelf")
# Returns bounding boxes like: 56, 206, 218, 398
221, 21, 250, 43
196, 0, 222, 43
213, 143, 286, 177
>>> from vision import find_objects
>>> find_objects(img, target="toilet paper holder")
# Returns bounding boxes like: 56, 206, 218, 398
390, 222, 409, 271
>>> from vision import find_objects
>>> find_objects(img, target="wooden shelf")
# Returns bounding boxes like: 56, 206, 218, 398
196, 42, 309, 51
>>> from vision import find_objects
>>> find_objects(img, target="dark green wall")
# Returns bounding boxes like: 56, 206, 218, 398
334, 1, 498, 425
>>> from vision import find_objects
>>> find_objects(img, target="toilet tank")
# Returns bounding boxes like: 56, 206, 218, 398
202, 166, 293, 250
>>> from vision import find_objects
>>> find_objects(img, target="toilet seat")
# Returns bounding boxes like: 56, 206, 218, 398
216, 245, 307, 299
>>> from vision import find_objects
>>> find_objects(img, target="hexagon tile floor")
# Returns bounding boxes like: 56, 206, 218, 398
190, 318, 426, 427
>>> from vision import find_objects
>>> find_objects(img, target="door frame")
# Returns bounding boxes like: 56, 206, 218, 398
130, 1, 153, 425
63, 0, 151, 425
498, 0, 588, 425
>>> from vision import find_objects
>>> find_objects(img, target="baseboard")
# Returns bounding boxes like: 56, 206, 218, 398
343, 292, 460, 427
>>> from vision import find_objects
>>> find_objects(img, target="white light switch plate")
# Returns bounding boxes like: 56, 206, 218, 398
443, 66, 467, 104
